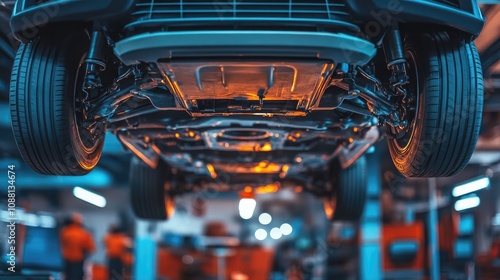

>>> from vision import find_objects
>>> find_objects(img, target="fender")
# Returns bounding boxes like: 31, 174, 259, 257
11, 0, 134, 41
345, 0, 484, 37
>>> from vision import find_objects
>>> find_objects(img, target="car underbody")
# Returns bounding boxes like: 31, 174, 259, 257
8, 0, 485, 220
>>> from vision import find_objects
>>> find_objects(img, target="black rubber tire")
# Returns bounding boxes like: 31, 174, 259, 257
387, 32, 483, 177
10, 29, 105, 175
130, 157, 175, 220
324, 155, 367, 222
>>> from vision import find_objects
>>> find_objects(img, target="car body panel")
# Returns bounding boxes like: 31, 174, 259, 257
10, 0, 483, 41
10, 0, 134, 41
345, 0, 483, 37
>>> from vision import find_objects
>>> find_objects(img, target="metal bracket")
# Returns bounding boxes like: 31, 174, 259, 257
338, 127, 379, 169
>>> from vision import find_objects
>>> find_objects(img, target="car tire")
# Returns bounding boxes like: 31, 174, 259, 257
387, 32, 483, 177
10, 28, 105, 175
324, 155, 367, 221
130, 157, 175, 220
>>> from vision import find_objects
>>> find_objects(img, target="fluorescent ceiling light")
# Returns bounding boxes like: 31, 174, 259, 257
259, 213, 272, 225
23, 213, 38, 227
454, 195, 480, 211
39, 215, 56, 228
73, 186, 107, 208
255, 229, 267, 241
270, 227, 282, 240
452, 176, 490, 197
238, 198, 256, 219
280, 223, 293, 235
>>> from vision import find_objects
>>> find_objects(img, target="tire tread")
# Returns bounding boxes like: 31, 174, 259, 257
130, 157, 170, 220
388, 32, 483, 177
9, 30, 104, 175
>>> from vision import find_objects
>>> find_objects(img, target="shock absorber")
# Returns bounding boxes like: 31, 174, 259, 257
83, 21, 107, 97
383, 24, 409, 94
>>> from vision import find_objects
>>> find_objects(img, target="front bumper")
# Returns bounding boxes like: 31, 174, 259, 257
114, 30, 376, 65
10, 0, 483, 42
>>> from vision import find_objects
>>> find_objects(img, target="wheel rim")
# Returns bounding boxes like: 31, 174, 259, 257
73, 54, 104, 153
390, 48, 420, 151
